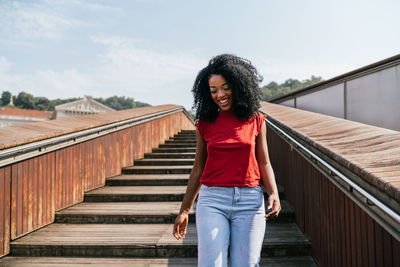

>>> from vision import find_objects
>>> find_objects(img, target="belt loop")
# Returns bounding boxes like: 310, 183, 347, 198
233, 187, 240, 204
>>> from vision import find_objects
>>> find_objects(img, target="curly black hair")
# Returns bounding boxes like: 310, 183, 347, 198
192, 54, 263, 122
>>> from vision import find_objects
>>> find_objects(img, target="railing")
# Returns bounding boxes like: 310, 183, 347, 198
269, 54, 400, 131
0, 105, 195, 258
260, 101, 400, 267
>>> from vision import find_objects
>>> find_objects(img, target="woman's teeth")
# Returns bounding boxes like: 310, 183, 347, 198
219, 99, 229, 106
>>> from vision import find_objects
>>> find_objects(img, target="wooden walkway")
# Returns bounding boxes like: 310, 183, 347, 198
0, 130, 317, 266
260, 102, 400, 203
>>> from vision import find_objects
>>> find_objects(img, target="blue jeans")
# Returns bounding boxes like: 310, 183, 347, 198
196, 185, 266, 267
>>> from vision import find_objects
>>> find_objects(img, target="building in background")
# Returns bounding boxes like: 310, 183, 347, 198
0, 107, 52, 127
54, 95, 115, 119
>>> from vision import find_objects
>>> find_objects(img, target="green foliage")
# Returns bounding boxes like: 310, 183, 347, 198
95, 96, 136, 110
1, 91, 11, 106
14, 92, 36, 109
134, 101, 151, 108
35, 97, 53, 111
0, 91, 150, 111
261, 75, 323, 101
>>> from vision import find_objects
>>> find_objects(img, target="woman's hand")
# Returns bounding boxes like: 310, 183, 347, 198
173, 212, 189, 240
265, 192, 281, 221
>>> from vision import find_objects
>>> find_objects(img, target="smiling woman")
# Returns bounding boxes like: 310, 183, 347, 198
173, 54, 281, 267
191, 54, 264, 122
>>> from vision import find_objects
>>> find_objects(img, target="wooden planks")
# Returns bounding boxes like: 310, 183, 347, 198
0, 109, 194, 258
260, 101, 400, 203
0, 105, 194, 150
0, 167, 11, 257
10, 155, 56, 240
0, 256, 319, 266
8, 223, 311, 257
266, 122, 400, 266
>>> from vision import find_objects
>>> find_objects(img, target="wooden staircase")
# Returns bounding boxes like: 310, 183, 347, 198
0, 130, 317, 266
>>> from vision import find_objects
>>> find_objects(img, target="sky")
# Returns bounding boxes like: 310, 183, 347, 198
0, 0, 399, 110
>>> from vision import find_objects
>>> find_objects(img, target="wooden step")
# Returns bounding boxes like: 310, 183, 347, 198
84, 185, 284, 203
122, 165, 193, 174
106, 174, 189, 186
169, 137, 196, 142
9, 223, 311, 257
174, 133, 196, 137
165, 140, 197, 144
0, 256, 318, 266
158, 143, 197, 148
144, 152, 196, 159
134, 158, 195, 166
84, 186, 187, 202
54, 200, 294, 224
55, 202, 196, 224
152, 147, 196, 153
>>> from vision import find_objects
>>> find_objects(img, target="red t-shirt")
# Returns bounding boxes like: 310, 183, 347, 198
196, 111, 266, 187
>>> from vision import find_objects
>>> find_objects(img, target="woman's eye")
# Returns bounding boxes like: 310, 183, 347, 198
210, 90, 216, 94
224, 87, 231, 91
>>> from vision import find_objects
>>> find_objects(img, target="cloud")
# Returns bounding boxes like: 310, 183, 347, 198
257, 59, 358, 84
0, 67, 90, 99
89, 35, 206, 106
0, 1, 80, 40
0, 56, 12, 73
0, 35, 206, 109
0, 0, 122, 40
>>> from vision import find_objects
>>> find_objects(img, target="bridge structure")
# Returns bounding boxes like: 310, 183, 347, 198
271, 54, 400, 132
0, 58, 399, 266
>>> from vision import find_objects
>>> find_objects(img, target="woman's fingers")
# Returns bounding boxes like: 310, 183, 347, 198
265, 199, 281, 221
173, 215, 188, 240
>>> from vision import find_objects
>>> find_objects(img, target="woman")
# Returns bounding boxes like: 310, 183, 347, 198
173, 54, 281, 267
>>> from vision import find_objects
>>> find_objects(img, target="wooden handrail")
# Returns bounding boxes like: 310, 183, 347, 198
0, 105, 195, 258
261, 101, 400, 266
0, 106, 192, 168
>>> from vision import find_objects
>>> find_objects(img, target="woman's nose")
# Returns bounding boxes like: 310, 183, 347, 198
217, 89, 225, 98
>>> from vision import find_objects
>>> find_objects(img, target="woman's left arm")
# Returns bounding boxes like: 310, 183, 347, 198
255, 121, 281, 220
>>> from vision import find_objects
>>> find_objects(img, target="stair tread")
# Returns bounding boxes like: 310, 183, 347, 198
0, 256, 318, 266
11, 223, 310, 246
56, 202, 194, 215
153, 148, 196, 150
85, 186, 187, 195
135, 159, 194, 162
56, 200, 292, 216
108, 174, 190, 181
124, 165, 192, 170
145, 152, 196, 156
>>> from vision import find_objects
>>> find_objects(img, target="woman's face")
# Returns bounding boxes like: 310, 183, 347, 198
209, 74, 233, 112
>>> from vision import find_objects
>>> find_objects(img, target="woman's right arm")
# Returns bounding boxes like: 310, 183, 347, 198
172, 128, 207, 240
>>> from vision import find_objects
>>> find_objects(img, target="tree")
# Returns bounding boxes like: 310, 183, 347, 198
14, 92, 36, 109
95, 96, 136, 110
302, 75, 323, 88
261, 75, 324, 101
35, 97, 53, 111
1, 91, 12, 106
135, 101, 151, 108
